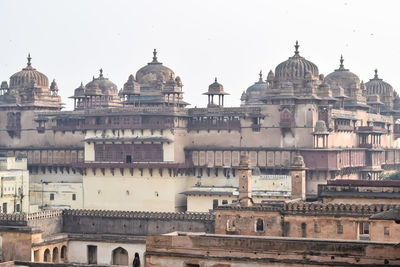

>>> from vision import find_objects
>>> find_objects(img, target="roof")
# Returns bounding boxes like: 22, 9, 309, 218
327, 179, 400, 187
370, 207, 400, 221
84, 137, 172, 143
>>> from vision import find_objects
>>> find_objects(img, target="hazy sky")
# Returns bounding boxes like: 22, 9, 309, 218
1, 0, 399, 110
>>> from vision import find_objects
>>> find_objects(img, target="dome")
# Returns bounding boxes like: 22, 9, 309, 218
314, 120, 328, 133
85, 69, 118, 96
50, 79, 59, 92
244, 71, 268, 104
9, 54, 49, 89
135, 49, 175, 87
74, 82, 86, 97
121, 74, 140, 95
325, 56, 360, 90
365, 69, 393, 96
274, 41, 319, 83
206, 78, 227, 95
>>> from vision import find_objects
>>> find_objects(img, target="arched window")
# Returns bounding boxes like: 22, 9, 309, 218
44, 248, 51, 262
133, 252, 141, 267
52, 247, 59, 263
60, 246, 67, 261
112, 247, 129, 265
256, 218, 264, 232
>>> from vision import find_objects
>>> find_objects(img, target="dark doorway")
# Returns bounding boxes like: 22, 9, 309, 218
87, 245, 97, 264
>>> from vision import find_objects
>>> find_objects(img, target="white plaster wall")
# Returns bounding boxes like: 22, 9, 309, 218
67, 240, 145, 266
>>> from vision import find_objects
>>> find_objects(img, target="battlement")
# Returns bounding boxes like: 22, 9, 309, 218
216, 201, 399, 217
283, 202, 398, 217
63, 209, 214, 221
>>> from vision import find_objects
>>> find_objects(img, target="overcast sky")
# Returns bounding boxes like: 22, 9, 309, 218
0, 0, 399, 110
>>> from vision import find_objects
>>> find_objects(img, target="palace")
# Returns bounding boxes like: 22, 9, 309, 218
1, 42, 400, 212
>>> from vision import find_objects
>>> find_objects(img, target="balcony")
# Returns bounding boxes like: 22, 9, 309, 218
335, 124, 353, 132
357, 126, 387, 134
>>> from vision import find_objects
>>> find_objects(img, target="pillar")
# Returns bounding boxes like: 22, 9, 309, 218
290, 152, 306, 200
238, 154, 253, 207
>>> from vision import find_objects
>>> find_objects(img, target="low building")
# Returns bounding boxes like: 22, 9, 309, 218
318, 179, 400, 205
0, 154, 29, 213
145, 232, 400, 266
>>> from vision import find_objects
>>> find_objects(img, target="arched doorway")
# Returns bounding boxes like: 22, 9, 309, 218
44, 249, 51, 262
60, 245, 67, 261
112, 247, 129, 266
52, 247, 59, 263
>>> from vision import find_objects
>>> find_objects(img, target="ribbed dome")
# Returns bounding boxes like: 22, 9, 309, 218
135, 49, 175, 87
325, 56, 360, 90
85, 69, 118, 96
274, 41, 319, 83
365, 69, 393, 96
9, 54, 49, 89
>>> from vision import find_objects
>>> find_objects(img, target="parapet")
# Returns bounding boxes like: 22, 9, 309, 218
63, 209, 215, 221
216, 201, 399, 217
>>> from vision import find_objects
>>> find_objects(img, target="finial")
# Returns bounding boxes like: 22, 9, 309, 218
374, 69, 378, 79
294, 41, 299, 55
215, 77, 218, 83
339, 55, 344, 68
99, 68, 103, 78
152, 49, 158, 62
258, 70, 263, 82
80, 81, 84, 87
27, 53, 32, 67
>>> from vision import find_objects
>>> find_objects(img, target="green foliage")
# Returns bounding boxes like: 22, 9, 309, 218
381, 170, 400, 180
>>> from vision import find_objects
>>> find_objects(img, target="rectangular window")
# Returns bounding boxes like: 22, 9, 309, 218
301, 222, 307, 237
314, 222, 320, 233
283, 222, 290, 237
186, 264, 200, 267
15, 204, 20, 212
222, 200, 228, 205
337, 222, 343, 234
212, 199, 218, 209
87, 245, 97, 264
50, 193, 54, 200
359, 222, 370, 240
72, 194, 76, 201
2, 203, 7, 214
384, 227, 390, 236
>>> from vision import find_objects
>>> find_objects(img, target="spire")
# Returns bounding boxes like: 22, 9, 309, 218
374, 69, 379, 79
258, 70, 263, 82
152, 49, 158, 63
336, 55, 348, 71
339, 55, 344, 69
294, 41, 300, 56
99, 68, 103, 78
27, 53, 32, 67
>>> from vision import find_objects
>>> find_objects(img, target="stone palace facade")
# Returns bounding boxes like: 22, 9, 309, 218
1, 42, 400, 212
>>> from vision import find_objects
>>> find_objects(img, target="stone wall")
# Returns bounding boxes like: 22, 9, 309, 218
62, 209, 214, 235
215, 202, 400, 242
146, 233, 400, 266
